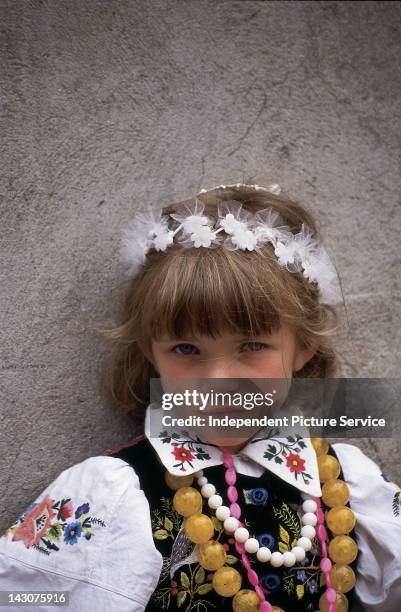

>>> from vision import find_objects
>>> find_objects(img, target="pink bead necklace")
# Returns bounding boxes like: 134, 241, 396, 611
219, 446, 336, 612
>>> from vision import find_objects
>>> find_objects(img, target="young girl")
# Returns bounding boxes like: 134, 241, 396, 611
1, 182, 400, 612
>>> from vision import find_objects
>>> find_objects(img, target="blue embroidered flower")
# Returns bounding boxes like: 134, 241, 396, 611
63, 521, 82, 545
258, 533, 275, 549
261, 573, 281, 591
297, 570, 307, 581
308, 578, 319, 594
250, 487, 269, 504
75, 503, 90, 518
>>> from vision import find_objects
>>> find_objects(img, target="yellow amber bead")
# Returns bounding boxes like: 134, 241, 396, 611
328, 535, 358, 564
326, 506, 356, 535
319, 591, 349, 611
322, 479, 350, 507
184, 513, 214, 544
212, 566, 242, 597
311, 437, 330, 456
232, 588, 260, 611
173, 487, 202, 517
272, 608, 285, 612
165, 472, 194, 490
198, 540, 227, 570
330, 564, 357, 593
317, 454, 341, 482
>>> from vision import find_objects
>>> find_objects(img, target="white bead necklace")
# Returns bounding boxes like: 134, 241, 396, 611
193, 469, 318, 568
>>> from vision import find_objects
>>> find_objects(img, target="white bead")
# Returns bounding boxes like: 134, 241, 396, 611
302, 512, 317, 526
215, 506, 231, 521
197, 476, 208, 486
234, 527, 249, 543
201, 483, 216, 498
301, 525, 316, 539
208, 494, 223, 509
297, 536, 313, 551
244, 538, 260, 553
256, 547, 271, 562
194, 470, 203, 478
282, 551, 296, 567
270, 551, 284, 567
302, 499, 317, 513
224, 517, 239, 532
291, 546, 306, 562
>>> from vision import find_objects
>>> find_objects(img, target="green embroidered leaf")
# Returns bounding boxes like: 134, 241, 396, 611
177, 590, 188, 607
47, 523, 63, 541
164, 517, 173, 531
211, 516, 222, 531
225, 554, 238, 565
180, 571, 190, 589
153, 529, 169, 540
195, 566, 205, 584
279, 541, 288, 553
196, 583, 213, 595
296, 584, 305, 599
279, 525, 290, 544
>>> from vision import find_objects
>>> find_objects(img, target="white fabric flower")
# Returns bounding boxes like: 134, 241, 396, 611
217, 200, 257, 251
120, 208, 171, 276
171, 199, 218, 248
253, 208, 291, 246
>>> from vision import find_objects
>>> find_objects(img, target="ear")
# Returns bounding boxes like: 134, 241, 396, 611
293, 337, 319, 373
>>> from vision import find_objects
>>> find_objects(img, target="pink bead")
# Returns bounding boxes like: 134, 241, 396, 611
316, 508, 325, 523
320, 557, 332, 573
255, 585, 265, 601
325, 587, 337, 603
225, 468, 237, 485
325, 574, 332, 589
235, 542, 245, 554
260, 602, 273, 612
317, 524, 327, 540
329, 606, 336, 612
242, 556, 251, 571
221, 451, 233, 467
230, 502, 241, 518
247, 569, 259, 586
321, 541, 328, 557
227, 485, 238, 503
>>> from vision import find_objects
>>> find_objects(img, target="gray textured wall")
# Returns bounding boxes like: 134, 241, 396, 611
1, 0, 400, 529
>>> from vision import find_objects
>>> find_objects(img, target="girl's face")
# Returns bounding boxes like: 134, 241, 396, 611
150, 325, 316, 452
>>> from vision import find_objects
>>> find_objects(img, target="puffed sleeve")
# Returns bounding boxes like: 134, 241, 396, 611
0, 455, 163, 611
332, 442, 401, 612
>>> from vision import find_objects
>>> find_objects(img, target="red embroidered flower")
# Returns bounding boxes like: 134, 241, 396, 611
59, 501, 74, 520
285, 452, 306, 474
171, 446, 194, 462
12, 496, 57, 548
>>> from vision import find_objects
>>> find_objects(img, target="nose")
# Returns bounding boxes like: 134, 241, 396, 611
197, 355, 242, 388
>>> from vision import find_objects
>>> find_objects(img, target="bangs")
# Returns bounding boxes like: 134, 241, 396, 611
139, 247, 289, 341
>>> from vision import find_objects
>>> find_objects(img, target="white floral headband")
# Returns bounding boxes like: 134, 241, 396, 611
120, 183, 342, 305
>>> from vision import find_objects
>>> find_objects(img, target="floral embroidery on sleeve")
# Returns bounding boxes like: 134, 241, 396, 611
1, 494, 106, 554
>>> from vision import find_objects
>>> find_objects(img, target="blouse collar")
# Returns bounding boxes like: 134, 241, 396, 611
144, 403, 321, 497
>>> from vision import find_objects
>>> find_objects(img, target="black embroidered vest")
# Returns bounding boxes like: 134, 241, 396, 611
104, 437, 357, 611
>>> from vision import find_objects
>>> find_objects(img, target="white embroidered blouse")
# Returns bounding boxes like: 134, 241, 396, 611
0, 404, 400, 611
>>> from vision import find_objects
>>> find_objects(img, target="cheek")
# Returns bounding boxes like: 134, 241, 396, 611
250, 350, 294, 377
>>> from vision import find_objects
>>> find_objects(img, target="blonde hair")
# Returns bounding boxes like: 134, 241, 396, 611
98, 184, 342, 421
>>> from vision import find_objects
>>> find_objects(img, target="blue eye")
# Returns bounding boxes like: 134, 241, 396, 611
172, 343, 198, 356
243, 342, 270, 352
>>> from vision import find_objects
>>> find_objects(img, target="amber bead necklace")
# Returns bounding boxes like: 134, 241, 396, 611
165, 438, 357, 612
